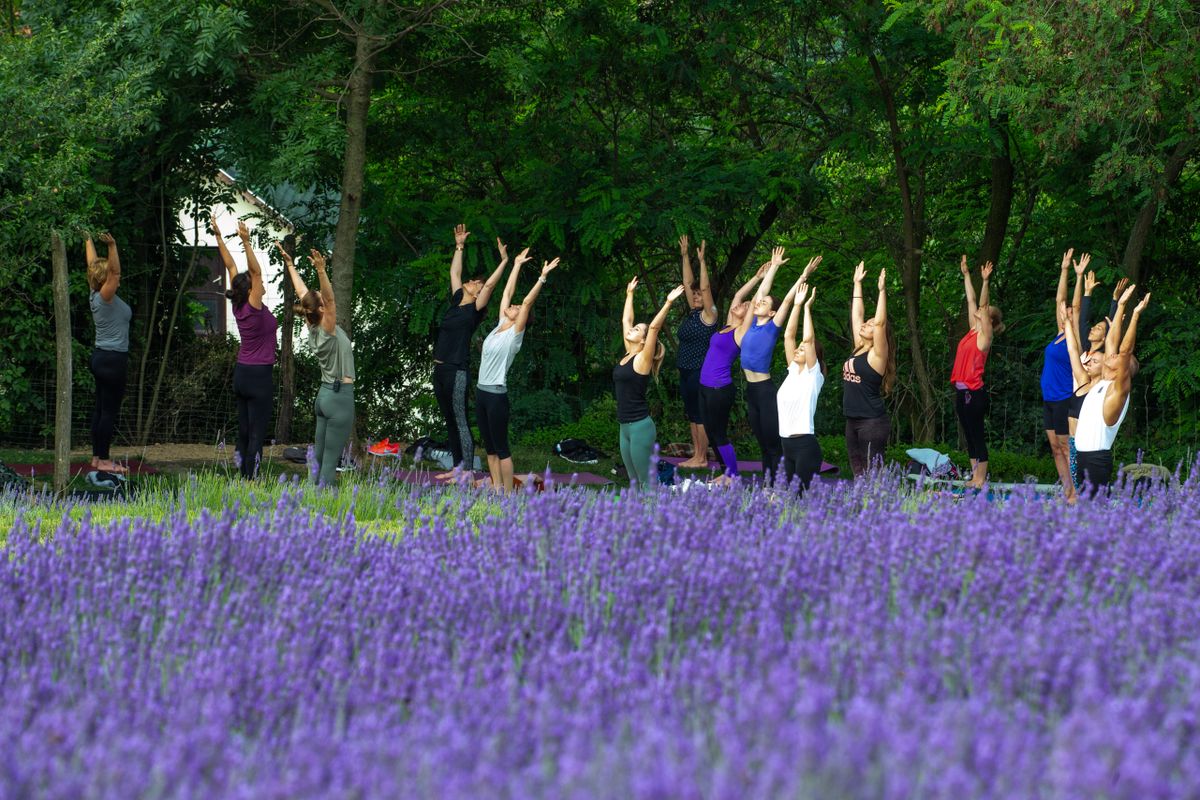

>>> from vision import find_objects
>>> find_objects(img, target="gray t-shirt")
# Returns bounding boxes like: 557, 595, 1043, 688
309, 324, 355, 385
477, 323, 524, 391
90, 290, 131, 352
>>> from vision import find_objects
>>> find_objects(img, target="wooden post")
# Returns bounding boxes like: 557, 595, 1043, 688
51, 232, 72, 493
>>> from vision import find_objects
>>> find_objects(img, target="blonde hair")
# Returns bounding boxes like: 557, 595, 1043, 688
87, 258, 109, 292
298, 291, 323, 326
989, 306, 1006, 335
650, 340, 666, 378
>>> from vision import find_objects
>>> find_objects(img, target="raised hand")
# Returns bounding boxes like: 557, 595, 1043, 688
1084, 271, 1097, 295
793, 280, 809, 305
877, 268, 886, 291
1119, 283, 1137, 305
626, 276, 639, 294
770, 246, 788, 267
237, 220, 251, 240
310, 249, 327, 271
805, 285, 817, 307
1075, 252, 1091, 275
209, 215, 221, 236
98, 232, 115, 245
959, 254, 969, 277
801, 255, 822, 279
679, 234, 689, 255
541, 257, 560, 277
853, 260, 866, 283
1112, 277, 1130, 301
514, 246, 532, 268
1133, 292, 1151, 315
496, 238, 508, 262
1060, 248, 1074, 271
697, 239, 706, 263
275, 242, 294, 264
454, 224, 470, 247
755, 262, 769, 279
982, 261, 994, 281
667, 284, 686, 303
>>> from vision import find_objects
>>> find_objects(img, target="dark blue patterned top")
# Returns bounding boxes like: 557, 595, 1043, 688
676, 307, 717, 370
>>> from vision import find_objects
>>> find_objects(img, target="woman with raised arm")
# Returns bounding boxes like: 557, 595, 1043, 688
676, 235, 718, 468
777, 281, 824, 491
616, 279, 686, 487
842, 261, 895, 477
283, 247, 354, 486
1074, 285, 1148, 497
1061, 300, 1104, 443
1040, 250, 1078, 500
740, 247, 820, 481
950, 256, 1004, 488
432, 224, 509, 475
697, 263, 767, 481
476, 250, 560, 491
213, 217, 277, 479
85, 233, 131, 474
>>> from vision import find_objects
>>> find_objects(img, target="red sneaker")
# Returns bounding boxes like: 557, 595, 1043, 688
367, 438, 401, 457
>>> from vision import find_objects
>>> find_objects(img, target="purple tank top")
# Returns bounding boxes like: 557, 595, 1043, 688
234, 302, 278, 366
699, 328, 740, 388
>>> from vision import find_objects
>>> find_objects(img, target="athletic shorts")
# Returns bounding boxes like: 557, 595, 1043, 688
1042, 399, 1070, 436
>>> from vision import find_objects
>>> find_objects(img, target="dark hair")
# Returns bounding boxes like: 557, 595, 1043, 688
689, 280, 700, 292
813, 338, 827, 377
225, 272, 251, 308
881, 319, 897, 395
298, 290, 323, 326
761, 294, 781, 314
468, 274, 487, 284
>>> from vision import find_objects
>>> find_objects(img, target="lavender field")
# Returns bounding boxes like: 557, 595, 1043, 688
3, 468, 1200, 799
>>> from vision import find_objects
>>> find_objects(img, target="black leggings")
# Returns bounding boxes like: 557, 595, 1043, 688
845, 415, 890, 477
475, 389, 511, 459
745, 379, 782, 478
89, 349, 128, 460
1076, 449, 1114, 497
433, 363, 473, 468
781, 434, 822, 491
233, 363, 273, 478
699, 384, 735, 446
954, 385, 990, 462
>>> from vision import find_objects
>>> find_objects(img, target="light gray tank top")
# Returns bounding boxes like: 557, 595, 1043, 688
309, 324, 355, 385
90, 290, 131, 352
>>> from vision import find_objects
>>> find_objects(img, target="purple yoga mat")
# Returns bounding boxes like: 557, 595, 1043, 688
391, 468, 612, 487
661, 455, 839, 474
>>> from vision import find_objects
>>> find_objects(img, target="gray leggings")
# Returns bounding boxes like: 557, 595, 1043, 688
314, 383, 355, 486
619, 416, 657, 487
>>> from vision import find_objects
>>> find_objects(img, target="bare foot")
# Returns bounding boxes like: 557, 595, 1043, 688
678, 457, 708, 468
97, 459, 127, 474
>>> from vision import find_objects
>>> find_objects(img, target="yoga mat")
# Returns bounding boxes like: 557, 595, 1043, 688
390, 469, 612, 487
5, 460, 158, 477
661, 455, 839, 475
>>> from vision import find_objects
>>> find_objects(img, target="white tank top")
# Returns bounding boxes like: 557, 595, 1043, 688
777, 361, 824, 437
1075, 379, 1128, 452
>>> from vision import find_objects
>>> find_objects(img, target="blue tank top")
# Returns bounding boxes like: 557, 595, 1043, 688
1040, 335, 1072, 402
740, 318, 780, 373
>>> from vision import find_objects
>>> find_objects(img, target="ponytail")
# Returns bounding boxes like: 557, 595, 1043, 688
651, 340, 666, 378
226, 272, 251, 309
882, 319, 897, 395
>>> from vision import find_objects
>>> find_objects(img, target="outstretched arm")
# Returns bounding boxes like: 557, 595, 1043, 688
279, 242, 308, 299
312, 249, 336, 333
1055, 248, 1073, 330
1106, 283, 1136, 356
1119, 292, 1149, 357
515, 258, 559, 332
680, 235, 700, 310
733, 263, 767, 308
697, 240, 717, 325
960, 255, 978, 320
636, 285, 685, 374
210, 217, 238, 285
450, 223, 469, 295
498, 243, 525, 319
474, 237, 510, 310
1070, 251, 1090, 334
783, 280, 809, 364
802, 288, 818, 370
850, 260, 866, 350
1080, 270, 1097, 346
979, 260, 993, 311
755, 246, 789, 302
869, 269, 889, 368
85, 236, 99, 268
1060, 301, 1088, 387
97, 233, 121, 301
238, 221, 266, 309
623, 277, 638, 337
774, 277, 802, 332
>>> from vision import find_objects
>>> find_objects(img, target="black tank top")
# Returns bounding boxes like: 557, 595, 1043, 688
842, 351, 885, 419
613, 356, 650, 423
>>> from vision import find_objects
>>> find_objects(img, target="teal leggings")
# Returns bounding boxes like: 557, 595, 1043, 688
314, 384, 355, 486
619, 416, 657, 487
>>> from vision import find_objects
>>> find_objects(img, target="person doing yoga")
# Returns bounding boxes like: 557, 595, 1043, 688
949, 256, 1003, 488
283, 247, 355, 487
740, 247, 819, 481
698, 263, 769, 481
433, 224, 508, 475
212, 217, 277, 479
615, 278, 686, 487
777, 280, 824, 491
1041, 250, 1080, 501
842, 261, 894, 477
675, 235, 718, 467
85, 233, 131, 474
477, 249, 560, 491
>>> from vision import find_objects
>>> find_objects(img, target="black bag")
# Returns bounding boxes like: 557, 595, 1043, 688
282, 446, 308, 464
554, 438, 606, 464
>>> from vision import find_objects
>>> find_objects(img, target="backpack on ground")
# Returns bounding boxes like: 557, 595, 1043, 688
554, 438, 606, 464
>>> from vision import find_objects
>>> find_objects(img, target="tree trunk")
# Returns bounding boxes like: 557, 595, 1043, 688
1121, 138, 1194, 283
275, 234, 297, 443
136, 180, 171, 436
329, 32, 375, 337
868, 52, 937, 442
51, 232, 72, 494
978, 119, 1014, 268
715, 200, 780, 299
